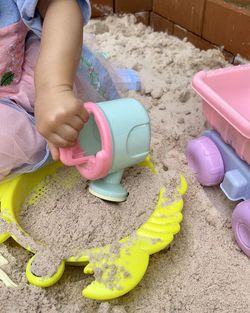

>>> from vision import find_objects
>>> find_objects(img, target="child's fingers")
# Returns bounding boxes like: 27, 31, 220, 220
48, 133, 72, 148
57, 124, 79, 142
77, 106, 89, 123
67, 115, 84, 131
48, 142, 60, 161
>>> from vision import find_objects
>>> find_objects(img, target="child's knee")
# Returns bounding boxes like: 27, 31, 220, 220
0, 105, 46, 177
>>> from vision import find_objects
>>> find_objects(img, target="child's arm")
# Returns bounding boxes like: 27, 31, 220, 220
35, 0, 88, 160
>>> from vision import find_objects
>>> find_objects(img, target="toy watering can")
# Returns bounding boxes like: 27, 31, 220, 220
59, 98, 151, 202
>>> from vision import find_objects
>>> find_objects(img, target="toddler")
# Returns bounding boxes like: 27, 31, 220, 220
0, 0, 120, 179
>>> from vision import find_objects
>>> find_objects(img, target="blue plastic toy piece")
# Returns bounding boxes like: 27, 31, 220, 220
115, 68, 141, 91
88, 98, 150, 201
61, 98, 151, 202
89, 170, 128, 202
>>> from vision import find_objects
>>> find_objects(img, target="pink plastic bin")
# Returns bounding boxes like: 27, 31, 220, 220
192, 64, 250, 165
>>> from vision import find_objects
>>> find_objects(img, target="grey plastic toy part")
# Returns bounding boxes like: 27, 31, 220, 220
203, 130, 250, 201
221, 169, 248, 201
89, 170, 128, 202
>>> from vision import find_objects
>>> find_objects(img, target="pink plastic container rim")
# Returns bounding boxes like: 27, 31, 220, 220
192, 64, 250, 139
59, 102, 113, 180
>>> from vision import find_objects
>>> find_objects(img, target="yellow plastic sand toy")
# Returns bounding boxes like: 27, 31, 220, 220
0, 160, 187, 300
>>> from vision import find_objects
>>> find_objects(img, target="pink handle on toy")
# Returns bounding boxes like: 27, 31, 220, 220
59, 141, 88, 166
59, 102, 112, 180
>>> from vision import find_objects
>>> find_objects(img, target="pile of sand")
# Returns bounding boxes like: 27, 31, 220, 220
17, 167, 178, 278
0, 15, 249, 313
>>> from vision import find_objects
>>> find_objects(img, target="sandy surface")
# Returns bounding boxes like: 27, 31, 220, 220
0, 15, 249, 313
18, 166, 178, 278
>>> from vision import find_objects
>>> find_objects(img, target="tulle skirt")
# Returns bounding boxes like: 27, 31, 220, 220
0, 33, 122, 180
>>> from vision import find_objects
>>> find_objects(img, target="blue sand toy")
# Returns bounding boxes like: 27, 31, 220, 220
60, 98, 151, 202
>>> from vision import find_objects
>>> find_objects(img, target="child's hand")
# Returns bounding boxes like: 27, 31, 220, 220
35, 88, 88, 160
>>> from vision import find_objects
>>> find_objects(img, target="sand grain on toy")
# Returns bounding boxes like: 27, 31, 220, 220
0, 15, 250, 313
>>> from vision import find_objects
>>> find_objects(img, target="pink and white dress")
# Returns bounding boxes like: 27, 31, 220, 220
0, 0, 119, 180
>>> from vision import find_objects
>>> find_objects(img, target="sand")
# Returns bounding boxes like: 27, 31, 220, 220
0, 15, 250, 313
17, 166, 178, 277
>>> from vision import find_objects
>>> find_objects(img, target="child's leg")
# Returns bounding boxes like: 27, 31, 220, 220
0, 103, 47, 179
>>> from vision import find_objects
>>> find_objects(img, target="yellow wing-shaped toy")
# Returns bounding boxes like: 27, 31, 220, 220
0, 160, 187, 300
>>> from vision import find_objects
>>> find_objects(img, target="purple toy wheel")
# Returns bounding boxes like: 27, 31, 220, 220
232, 200, 250, 257
186, 136, 224, 186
